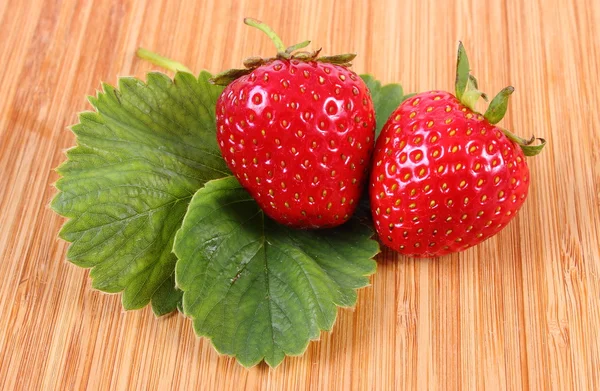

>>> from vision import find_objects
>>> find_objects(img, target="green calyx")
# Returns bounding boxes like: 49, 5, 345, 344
454, 42, 546, 157
209, 18, 357, 86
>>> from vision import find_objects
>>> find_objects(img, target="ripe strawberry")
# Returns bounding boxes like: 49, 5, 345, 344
370, 43, 546, 257
212, 19, 375, 228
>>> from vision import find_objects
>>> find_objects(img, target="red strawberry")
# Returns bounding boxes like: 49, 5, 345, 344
213, 19, 375, 228
370, 43, 545, 257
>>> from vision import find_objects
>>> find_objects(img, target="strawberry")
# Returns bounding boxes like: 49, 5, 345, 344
370, 43, 546, 257
212, 19, 375, 228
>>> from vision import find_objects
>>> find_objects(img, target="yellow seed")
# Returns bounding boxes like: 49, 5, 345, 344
269, 189, 274, 196
410, 188, 416, 196
424, 184, 431, 192
498, 190, 505, 198
322, 190, 327, 197
295, 193, 299, 199
410, 112, 416, 118
464, 197, 469, 204
478, 210, 484, 216
445, 106, 452, 112
477, 179, 484, 186
481, 195, 487, 202
284, 202, 290, 208
475, 163, 481, 170
445, 118, 452, 124
447, 199, 453, 206
395, 114, 401, 121
432, 150, 440, 158
449, 129, 457, 136
431, 214, 437, 220
426, 107, 433, 112
494, 176, 500, 184
469, 145, 477, 153
395, 199, 401, 206
455, 163, 462, 170
403, 173, 411, 180
459, 180, 466, 188
442, 183, 448, 190
341, 197, 346, 204
391, 184, 398, 191
409, 202, 416, 209
386, 207, 391, 214
446, 216, 452, 222
328, 202, 333, 210
419, 168, 426, 177
446, 229, 453, 235
390, 165, 397, 173
427, 120, 434, 128
430, 135, 438, 143
461, 214, 467, 220
438, 165, 444, 173
309, 196, 315, 202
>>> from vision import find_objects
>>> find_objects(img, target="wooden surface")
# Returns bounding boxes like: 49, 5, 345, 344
1, 0, 599, 389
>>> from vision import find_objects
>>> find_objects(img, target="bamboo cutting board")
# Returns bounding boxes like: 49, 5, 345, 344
1, 0, 599, 389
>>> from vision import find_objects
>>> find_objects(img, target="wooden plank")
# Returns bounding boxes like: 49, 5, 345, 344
0, 0, 598, 389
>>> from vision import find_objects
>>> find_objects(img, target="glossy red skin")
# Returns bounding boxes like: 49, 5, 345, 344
216, 59, 375, 228
370, 91, 530, 257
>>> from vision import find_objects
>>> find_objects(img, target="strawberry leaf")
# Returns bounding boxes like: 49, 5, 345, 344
173, 176, 378, 367
52, 71, 230, 316
360, 74, 407, 139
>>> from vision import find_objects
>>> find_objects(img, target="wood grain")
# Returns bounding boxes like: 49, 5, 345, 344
1, 0, 599, 389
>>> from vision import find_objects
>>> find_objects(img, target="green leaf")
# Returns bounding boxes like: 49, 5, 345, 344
455, 41, 470, 100
484, 86, 514, 124
51, 71, 230, 315
360, 74, 406, 139
173, 177, 378, 367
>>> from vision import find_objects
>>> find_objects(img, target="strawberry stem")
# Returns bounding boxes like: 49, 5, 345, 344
244, 18, 286, 54
136, 48, 192, 73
